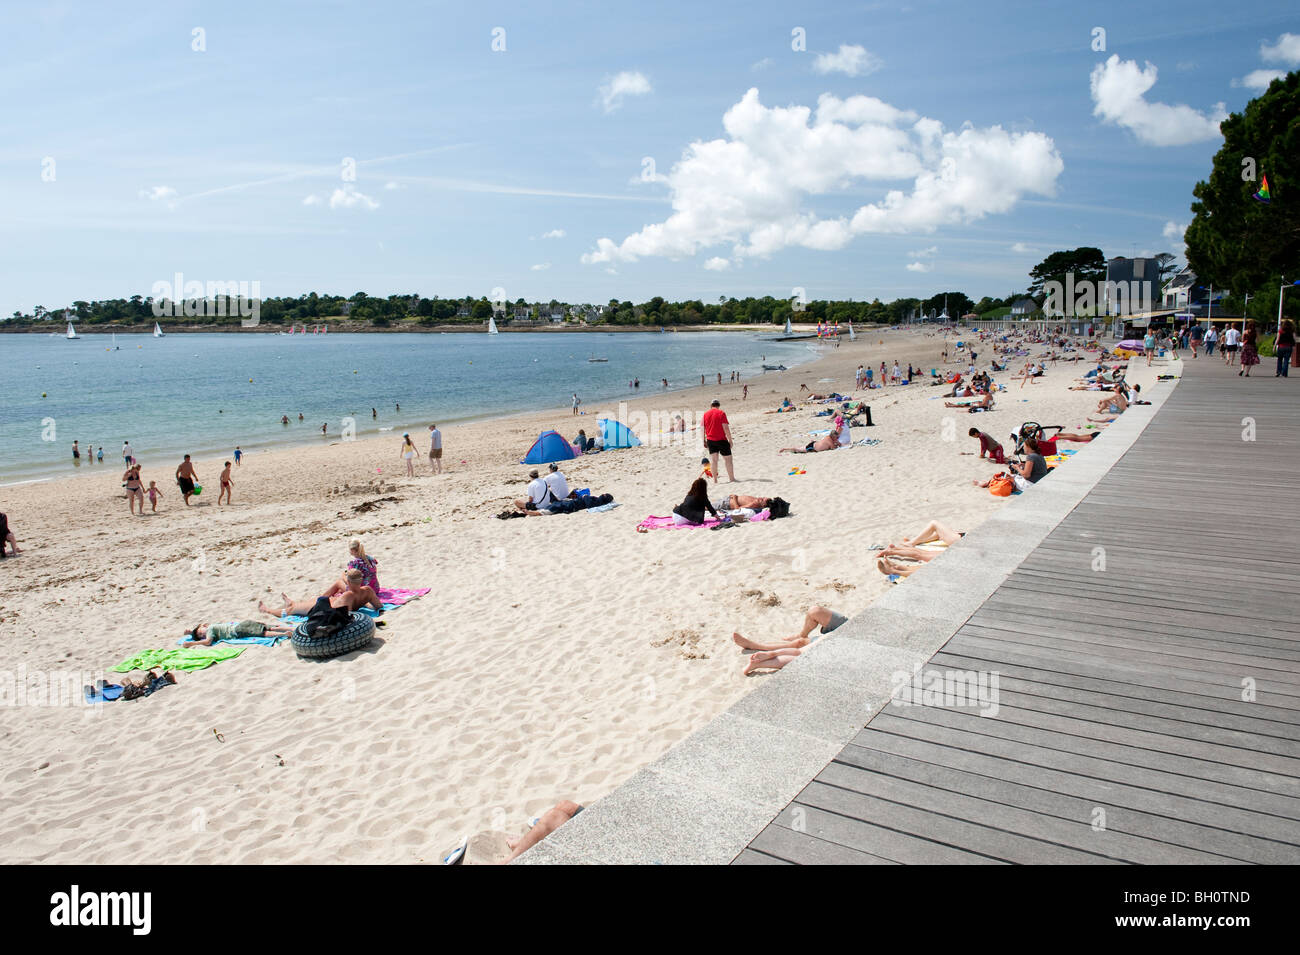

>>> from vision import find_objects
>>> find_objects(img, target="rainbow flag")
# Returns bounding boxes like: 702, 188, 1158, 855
1254, 175, 1271, 204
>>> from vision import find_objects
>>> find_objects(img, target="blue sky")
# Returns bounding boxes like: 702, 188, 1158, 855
2, 0, 1297, 317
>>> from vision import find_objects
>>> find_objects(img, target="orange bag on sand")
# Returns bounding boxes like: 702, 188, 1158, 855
987, 472, 1015, 497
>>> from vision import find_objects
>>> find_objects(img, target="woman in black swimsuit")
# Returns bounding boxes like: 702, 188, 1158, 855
123, 465, 145, 516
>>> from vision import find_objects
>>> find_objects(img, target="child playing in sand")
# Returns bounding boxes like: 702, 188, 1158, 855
146, 481, 164, 512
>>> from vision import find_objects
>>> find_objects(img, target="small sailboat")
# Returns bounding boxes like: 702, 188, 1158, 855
848, 321, 856, 341
784, 316, 793, 335
488, 314, 499, 335
587, 353, 608, 362
111, 332, 119, 350
153, 321, 164, 338
66, 320, 79, 340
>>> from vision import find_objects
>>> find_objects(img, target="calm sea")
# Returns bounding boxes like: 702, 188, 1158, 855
0, 330, 817, 484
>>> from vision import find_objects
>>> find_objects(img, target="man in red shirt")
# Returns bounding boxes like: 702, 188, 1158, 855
701, 399, 735, 482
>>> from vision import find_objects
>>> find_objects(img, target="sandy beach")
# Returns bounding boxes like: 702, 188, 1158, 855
0, 327, 1153, 863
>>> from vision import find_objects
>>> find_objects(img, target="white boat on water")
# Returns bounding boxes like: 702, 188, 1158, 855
587, 356, 608, 362
784, 317, 793, 335
848, 321, 856, 341
153, 322, 164, 338
488, 314, 499, 335
111, 332, 119, 350
66, 321, 79, 340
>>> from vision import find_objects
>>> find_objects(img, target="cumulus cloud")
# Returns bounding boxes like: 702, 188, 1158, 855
530, 262, 551, 271
1236, 69, 1286, 90
1261, 32, 1300, 65
327, 185, 379, 210
303, 185, 380, 210
703, 257, 731, 270
908, 245, 938, 257
1011, 242, 1033, 254
139, 185, 177, 201
597, 71, 652, 113
1163, 220, 1186, 243
581, 88, 1063, 266
905, 261, 932, 273
540, 229, 566, 239
813, 44, 882, 77
1090, 55, 1226, 146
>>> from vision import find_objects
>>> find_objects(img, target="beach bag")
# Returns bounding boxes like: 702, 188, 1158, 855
987, 473, 1015, 497
767, 497, 791, 519
303, 602, 351, 638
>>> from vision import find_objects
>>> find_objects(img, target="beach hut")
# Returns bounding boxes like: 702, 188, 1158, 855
521, 429, 577, 465
598, 418, 641, 449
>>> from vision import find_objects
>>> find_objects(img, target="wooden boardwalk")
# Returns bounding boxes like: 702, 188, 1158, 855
737, 357, 1300, 865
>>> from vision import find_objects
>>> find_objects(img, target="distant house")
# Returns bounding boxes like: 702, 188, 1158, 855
548, 308, 565, 324
1162, 268, 1196, 310
512, 306, 531, 320
1009, 297, 1038, 315
456, 305, 471, 318
1104, 257, 1158, 315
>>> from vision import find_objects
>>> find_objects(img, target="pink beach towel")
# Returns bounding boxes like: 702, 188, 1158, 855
375, 587, 431, 606
636, 511, 770, 532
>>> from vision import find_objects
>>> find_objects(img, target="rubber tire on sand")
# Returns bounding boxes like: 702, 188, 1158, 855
292, 612, 375, 659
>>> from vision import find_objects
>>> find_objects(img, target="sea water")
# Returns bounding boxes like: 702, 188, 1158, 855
0, 331, 816, 484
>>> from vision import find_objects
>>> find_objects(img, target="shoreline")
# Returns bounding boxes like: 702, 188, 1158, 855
2, 339, 828, 487
2, 322, 861, 336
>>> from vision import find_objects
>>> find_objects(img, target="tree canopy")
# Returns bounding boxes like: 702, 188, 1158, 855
1185, 71, 1300, 293
1028, 248, 1105, 299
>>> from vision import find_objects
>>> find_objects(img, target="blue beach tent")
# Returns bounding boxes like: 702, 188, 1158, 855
521, 429, 577, 465
598, 418, 641, 449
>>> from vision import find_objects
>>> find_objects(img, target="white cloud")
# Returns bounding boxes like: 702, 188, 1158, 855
751, 57, 773, 72
384, 181, 400, 190
581, 88, 1063, 266
813, 44, 882, 78
1236, 69, 1286, 90
1011, 242, 1033, 254
1162, 220, 1186, 243
908, 245, 938, 257
703, 257, 731, 270
905, 261, 932, 273
327, 185, 380, 210
303, 184, 380, 210
540, 229, 566, 239
139, 185, 177, 201
530, 262, 551, 271
604, 267, 618, 275
1090, 55, 1226, 146
1261, 32, 1300, 66
597, 71, 652, 113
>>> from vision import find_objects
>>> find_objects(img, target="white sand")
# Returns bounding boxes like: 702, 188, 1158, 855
0, 328, 1150, 863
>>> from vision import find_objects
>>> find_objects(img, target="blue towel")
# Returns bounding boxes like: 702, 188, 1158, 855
584, 501, 621, 513
175, 633, 287, 647
282, 604, 395, 625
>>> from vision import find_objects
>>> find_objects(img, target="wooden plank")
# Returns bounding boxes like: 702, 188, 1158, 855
744, 824, 893, 865
832, 743, 1263, 863
774, 802, 1003, 864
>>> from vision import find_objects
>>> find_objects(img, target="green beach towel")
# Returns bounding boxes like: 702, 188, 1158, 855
112, 645, 245, 673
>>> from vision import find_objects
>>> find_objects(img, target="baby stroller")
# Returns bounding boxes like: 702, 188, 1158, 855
1012, 421, 1063, 456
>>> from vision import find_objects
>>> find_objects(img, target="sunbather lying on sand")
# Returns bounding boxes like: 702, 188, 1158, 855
259, 567, 383, 618
780, 429, 840, 453
946, 392, 993, 412
183, 620, 295, 647
500, 800, 584, 864
733, 605, 847, 675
